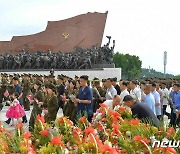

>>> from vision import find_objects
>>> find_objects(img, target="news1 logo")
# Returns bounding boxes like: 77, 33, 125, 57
152, 140, 180, 148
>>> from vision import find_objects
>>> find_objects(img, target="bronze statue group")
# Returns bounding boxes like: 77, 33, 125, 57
0, 73, 180, 133
0, 36, 115, 70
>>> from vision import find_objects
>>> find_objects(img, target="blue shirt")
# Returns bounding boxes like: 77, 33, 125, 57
15, 84, 22, 94
144, 93, 156, 115
15, 84, 23, 105
77, 86, 93, 116
170, 91, 176, 102
173, 90, 180, 112
152, 90, 161, 116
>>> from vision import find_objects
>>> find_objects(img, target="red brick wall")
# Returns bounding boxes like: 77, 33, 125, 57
0, 12, 107, 54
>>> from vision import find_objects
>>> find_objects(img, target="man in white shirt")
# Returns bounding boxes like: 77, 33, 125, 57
151, 83, 161, 120
156, 82, 163, 116
161, 82, 171, 118
130, 80, 141, 102
105, 78, 117, 100
143, 84, 156, 115
103, 95, 121, 110
120, 81, 129, 103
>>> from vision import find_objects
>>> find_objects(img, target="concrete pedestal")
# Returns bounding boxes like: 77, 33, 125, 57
92, 64, 115, 68
2, 68, 121, 80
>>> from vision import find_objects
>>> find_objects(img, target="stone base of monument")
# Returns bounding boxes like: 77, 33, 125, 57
92, 64, 115, 68
2, 68, 121, 80
55, 68, 121, 80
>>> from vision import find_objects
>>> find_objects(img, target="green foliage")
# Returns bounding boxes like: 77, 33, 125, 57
39, 144, 65, 154
33, 123, 50, 148
56, 117, 74, 144
113, 52, 142, 79
113, 52, 177, 79
1, 133, 21, 153
175, 75, 180, 79
141, 68, 175, 78
77, 142, 97, 154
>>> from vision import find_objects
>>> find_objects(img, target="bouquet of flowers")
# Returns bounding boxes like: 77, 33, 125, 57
114, 105, 132, 120
69, 94, 76, 102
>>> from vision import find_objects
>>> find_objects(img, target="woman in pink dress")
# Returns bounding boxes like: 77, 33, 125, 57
6, 92, 25, 126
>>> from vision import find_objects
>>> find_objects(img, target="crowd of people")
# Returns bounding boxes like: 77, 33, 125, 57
0, 73, 179, 132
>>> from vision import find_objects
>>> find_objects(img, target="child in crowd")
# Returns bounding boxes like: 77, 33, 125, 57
6, 92, 25, 126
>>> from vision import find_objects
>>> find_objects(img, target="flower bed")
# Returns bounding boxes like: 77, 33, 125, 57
0, 105, 179, 154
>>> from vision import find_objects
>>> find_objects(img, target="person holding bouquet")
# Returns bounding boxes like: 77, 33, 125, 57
6, 92, 25, 126
63, 80, 78, 122
161, 82, 171, 118
74, 75, 93, 122
56, 76, 65, 109
103, 95, 121, 110
129, 80, 141, 103
29, 80, 44, 132
123, 95, 160, 127
44, 83, 59, 124
105, 78, 117, 100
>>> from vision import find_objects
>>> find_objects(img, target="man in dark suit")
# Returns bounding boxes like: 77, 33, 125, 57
123, 95, 160, 127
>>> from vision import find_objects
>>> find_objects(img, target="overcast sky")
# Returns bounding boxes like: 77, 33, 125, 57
0, 0, 180, 75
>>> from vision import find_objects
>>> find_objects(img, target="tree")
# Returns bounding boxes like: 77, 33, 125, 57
141, 68, 175, 78
113, 52, 142, 79
175, 75, 180, 80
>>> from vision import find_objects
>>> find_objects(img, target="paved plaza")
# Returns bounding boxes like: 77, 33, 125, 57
0, 105, 63, 132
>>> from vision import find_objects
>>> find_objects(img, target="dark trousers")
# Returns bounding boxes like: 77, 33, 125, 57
29, 111, 37, 132
0, 103, 3, 110
176, 116, 180, 126
170, 112, 177, 127
58, 100, 64, 109
170, 112, 180, 128
157, 115, 162, 120
163, 105, 170, 118
64, 102, 76, 122
93, 99, 101, 113
23, 97, 30, 110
